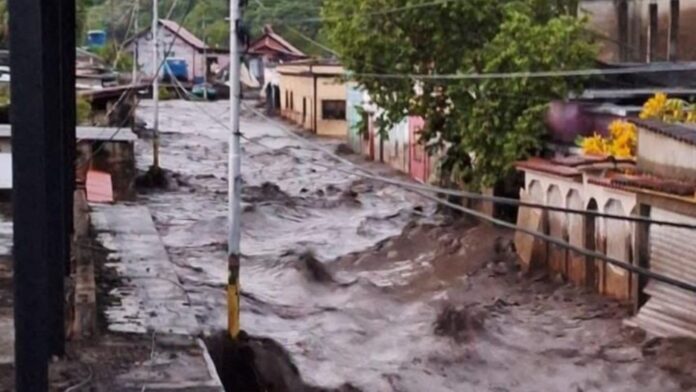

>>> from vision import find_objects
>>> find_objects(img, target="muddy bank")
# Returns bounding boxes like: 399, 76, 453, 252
135, 100, 696, 391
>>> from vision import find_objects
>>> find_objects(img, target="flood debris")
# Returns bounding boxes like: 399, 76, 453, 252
206, 331, 361, 392
433, 303, 487, 343
135, 166, 169, 189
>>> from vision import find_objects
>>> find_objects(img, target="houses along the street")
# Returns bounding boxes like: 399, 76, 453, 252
265, 13, 696, 339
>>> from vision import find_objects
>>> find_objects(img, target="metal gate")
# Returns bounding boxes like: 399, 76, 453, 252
632, 208, 696, 338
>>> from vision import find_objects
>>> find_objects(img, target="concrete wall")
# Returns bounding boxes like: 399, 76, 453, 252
346, 83, 364, 154
317, 77, 348, 138
409, 117, 439, 183
637, 126, 696, 182
279, 73, 315, 131
378, 118, 409, 173
519, 170, 637, 301
279, 67, 347, 138
581, 0, 696, 62
76, 140, 136, 201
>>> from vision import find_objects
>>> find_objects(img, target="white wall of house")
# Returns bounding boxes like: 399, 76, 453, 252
127, 28, 204, 81
520, 169, 637, 301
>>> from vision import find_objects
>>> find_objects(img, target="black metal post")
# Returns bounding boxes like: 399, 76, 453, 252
647, 2, 659, 63
634, 204, 651, 313
56, 0, 76, 356
617, 0, 629, 61
668, 0, 680, 61
9, 0, 75, 387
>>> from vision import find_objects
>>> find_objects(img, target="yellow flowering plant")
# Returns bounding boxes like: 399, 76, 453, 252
640, 92, 696, 123
579, 120, 636, 158
579, 92, 696, 159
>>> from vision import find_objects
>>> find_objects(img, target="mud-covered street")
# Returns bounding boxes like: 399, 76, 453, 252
134, 100, 696, 392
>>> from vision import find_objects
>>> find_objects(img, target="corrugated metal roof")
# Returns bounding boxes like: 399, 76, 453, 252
632, 208, 696, 339
158, 19, 207, 50
86, 170, 113, 203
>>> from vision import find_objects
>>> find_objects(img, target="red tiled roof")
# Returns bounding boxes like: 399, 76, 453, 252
611, 174, 696, 197
515, 158, 582, 178
247, 25, 306, 58
550, 155, 634, 167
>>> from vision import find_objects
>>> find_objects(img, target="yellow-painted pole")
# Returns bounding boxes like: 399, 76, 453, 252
228, 0, 242, 339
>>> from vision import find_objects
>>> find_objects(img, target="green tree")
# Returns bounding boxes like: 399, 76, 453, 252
323, 0, 596, 188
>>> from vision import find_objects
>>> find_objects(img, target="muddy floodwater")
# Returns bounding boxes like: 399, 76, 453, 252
135, 100, 695, 392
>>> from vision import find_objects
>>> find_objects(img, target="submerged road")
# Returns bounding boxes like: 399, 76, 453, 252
135, 100, 694, 391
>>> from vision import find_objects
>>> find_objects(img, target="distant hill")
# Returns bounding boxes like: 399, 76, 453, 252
82, 0, 327, 55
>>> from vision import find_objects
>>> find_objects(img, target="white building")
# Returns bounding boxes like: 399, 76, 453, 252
125, 19, 229, 82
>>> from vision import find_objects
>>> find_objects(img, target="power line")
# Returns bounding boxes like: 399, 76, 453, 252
234, 104, 696, 294
282, 24, 339, 57
285, 0, 457, 24
77, 0, 197, 169
349, 63, 696, 81
177, 85, 696, 231
239, 103, 696, 231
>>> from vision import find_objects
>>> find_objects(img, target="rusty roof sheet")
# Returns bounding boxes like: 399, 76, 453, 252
515, 158, 582, 178
86, 170, 114, 204
159, 19, 207, 50
630, 118, 696, 146
611, 174, 696, 197
248, 26, 306, 58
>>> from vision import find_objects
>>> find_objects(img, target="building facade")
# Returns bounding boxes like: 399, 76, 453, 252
125, 19, 229, 82
409, 116, 439, 183
278, 60, 346, 138
346, 83, 365, 154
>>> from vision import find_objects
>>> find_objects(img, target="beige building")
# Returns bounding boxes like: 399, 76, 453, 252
278, 59, 347, 138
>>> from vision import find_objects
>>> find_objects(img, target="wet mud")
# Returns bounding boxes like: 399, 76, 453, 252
135, 100, 696, 391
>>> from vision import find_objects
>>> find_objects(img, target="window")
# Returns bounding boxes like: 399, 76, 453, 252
285, 91, 289, 109
290, 92, 294, 110
322, 100, 346, 120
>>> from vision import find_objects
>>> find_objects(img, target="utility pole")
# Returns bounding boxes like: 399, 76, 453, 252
133, 0, 139, 83
203, 19, 208, 101
228, 0, 242, 339
152, 0, 160, 168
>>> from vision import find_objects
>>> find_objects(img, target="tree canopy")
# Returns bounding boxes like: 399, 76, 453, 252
323, 0, 596, 188
81, 0, 325, 54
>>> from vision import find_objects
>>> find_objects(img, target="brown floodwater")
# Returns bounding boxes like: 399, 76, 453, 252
134, 100, 696, 392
